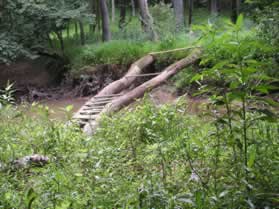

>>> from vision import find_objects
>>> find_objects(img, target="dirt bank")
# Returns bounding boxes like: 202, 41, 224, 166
0, 54, 67, 89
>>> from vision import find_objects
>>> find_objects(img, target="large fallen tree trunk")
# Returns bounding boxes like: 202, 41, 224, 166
105, 49, 201, 112
84, 49, 202, 134
97, 55, 154, 96
94, 46, 200, 97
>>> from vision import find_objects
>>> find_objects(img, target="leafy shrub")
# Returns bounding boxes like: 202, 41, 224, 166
0, 97, 278, 208
0, 35, 32, 64
0, 82, 15, 107
171, 66, 198, 92
256, 5, 279, 60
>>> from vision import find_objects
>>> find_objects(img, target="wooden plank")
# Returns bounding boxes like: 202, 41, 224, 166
93, 93, 123, 98
88, 98, 113, 103
81, 107, 104, 111
79, 110, 100, 115
84, 104, 104, 108
124, 73, 160, 78
86, 100, 111, 105
73, 114, 98, 120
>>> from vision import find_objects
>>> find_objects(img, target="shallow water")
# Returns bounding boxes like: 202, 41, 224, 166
29, 97, 89, 120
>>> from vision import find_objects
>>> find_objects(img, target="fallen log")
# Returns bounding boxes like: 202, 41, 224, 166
84, 49, 202, 135
108, 49, 201, 112
94, 46, 200, 97
97, 54, 155, 96
10, 154, 49, 170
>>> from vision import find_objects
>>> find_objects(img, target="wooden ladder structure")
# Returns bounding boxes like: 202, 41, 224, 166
73, 48, 201, 129
73, 73, 160, 126
73, 93, 123, 126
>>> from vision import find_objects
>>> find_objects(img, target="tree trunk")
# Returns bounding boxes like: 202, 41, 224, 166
97, 55, 155, 96
89, 0, 95, 33
100, 0, 111, 42
111, 0, 115, 22
188, 0, 193, 27
231, 0, 240, 23
94, 0, 102, 33
79, 21, 85, 45
137, 0, 158, 41
172, 0, 185, 31
119, 0, 126, 29
210, 0, 218, 15
66, 23, 70, 38
0, 0, 3, 22
106, 49, 201, 112
131, 0, 136, 16
47, 34, 53, 49
83, 49, 202, 134
138, 0, 149, 32
55, 31, 64, 54
74, 22, 78, 39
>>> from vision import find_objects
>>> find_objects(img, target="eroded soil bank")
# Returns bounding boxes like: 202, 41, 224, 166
0, 57, 129, 118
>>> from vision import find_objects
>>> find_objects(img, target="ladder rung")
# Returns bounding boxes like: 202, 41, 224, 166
86, 100, 111, 105
93, 93, 123, 98
83, 106, 105, 110
73, 114, 98, 120
124, 73, 160, 78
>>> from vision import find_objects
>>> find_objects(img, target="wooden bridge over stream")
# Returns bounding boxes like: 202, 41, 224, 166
72, 48, 201, 134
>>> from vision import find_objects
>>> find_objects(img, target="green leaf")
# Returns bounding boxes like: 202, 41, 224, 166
25, 188, 37, 209
191, 74, 203, 83
248, 145, 256, 168
255, 97, 279, 107
236, 14, 244, 29
65, 105, 74, 112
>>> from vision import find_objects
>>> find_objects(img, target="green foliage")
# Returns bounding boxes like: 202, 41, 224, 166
66, 40, 152, 69
0, 35, 33, 64
191, 14, 279, 208
80, 41, 151, 65
256, 5, 279, 48
67, 36, 196, 70
193, 14, 277, 77
245, 0, 278, 9
171, 66, 198, 92
150, 2, 176, 37
0, 98, 278, 208
0, 82, 15, 107
0, 0, 93, 63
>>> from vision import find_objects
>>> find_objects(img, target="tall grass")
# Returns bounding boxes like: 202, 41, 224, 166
66, 34, 197, 70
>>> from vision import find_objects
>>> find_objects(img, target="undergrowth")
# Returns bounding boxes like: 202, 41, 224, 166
67, 34, 197, 71
1, 6, 278, 209
0, 99, 278, 208
57, 8, 233, 71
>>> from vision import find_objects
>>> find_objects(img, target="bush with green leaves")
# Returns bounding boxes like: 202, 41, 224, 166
0, 82, 15, 107
0, 95, 278, 208
191, 14, 279, 207
0, 0, 93, 63
0, 35, 33, 64
256, 4, 279, 48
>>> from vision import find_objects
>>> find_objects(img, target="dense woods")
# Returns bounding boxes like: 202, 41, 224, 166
0, 0, 267, 61
0, 0, 279, 208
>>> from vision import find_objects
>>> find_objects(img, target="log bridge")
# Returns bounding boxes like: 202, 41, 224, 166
73, 47, 202, 134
